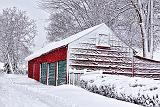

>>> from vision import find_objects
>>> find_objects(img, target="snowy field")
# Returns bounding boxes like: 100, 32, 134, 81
80, 74, 160, 106
0, 73, 141, 107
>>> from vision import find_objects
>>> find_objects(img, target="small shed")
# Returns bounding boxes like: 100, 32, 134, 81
25, 23, 160, 86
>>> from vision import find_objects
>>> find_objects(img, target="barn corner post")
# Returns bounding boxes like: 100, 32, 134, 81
39, 61, 41, 82
66, 46, 70, 85
132, 54, 134, 77
56, 62, 58, 86
46, 63, 48, 85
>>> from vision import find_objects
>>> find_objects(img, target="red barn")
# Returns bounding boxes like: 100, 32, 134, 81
25, 23, 160, 86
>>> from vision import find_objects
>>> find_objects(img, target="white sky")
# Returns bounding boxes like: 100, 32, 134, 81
0, 0, 49, 51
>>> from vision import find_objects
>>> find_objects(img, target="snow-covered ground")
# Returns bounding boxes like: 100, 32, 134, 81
0, 74, 140, 107
80, 74, 160, 106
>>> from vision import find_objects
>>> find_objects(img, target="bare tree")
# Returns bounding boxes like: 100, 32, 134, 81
0, 7, 36, 74
46, 12, 77, 42
40, 0, 160, 59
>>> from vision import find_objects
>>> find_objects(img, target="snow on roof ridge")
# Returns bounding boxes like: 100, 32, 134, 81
25, 23, 107, 61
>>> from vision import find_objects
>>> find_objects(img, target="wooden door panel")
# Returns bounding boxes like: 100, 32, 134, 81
48, 63, 56, 85
57, 60, 66, 85
40, 63, 47, 84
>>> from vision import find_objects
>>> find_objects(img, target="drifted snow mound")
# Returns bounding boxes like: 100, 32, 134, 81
80, 74, 160, 107
0, 74, 140, 107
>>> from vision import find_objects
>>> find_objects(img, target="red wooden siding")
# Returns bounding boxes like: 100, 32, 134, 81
28, 46, 67, 82
28, 61, 33, 78
33, 62, 40, 81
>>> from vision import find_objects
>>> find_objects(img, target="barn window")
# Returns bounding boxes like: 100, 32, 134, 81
57, 60, 67, 85
48, 63, 56, 86
40, 63, 47, 84
96, 34, 110, 48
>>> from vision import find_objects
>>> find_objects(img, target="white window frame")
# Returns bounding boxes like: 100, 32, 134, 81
96, 33, 110, 47
56, 62, 58, 86
47, 63, 49, 85
40, 63, 41, 82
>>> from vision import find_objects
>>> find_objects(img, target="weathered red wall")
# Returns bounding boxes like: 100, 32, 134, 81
28, 46, 67, 82
33, 62, 40, 81
28, 61, 33, 78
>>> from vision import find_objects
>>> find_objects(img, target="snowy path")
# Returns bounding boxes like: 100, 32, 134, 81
0, 74, 141, 107
0, 74, 73, 107
0, 75, 58, 107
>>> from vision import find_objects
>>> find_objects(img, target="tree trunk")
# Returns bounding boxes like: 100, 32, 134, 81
145, 0, 154, 59
137, 0, 149, 58
139, 23, 148, 58
149, 0, 154, 59
7, 53, 14, 74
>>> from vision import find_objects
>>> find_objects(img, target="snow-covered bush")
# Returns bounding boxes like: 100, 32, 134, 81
79, 74, 160, 106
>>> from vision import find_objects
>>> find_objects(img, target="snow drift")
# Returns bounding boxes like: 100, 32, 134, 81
0, 74, 140, 107
80, 74, 160, 106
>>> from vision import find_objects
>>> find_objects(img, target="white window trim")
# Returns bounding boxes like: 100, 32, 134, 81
39, 63, 41, 82
56, 62, 58, 86
47, 63, 49, 85
96, 33, 110, 47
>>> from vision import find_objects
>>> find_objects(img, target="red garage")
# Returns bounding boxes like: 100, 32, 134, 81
27, 47, 67, 86
26, 23, 132, 86
25, 23, 112, 86
26, 23, 160, 86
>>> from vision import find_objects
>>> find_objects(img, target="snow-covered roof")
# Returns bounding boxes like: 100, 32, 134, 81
153, 51, 160, 61
25, 23, 110, 61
